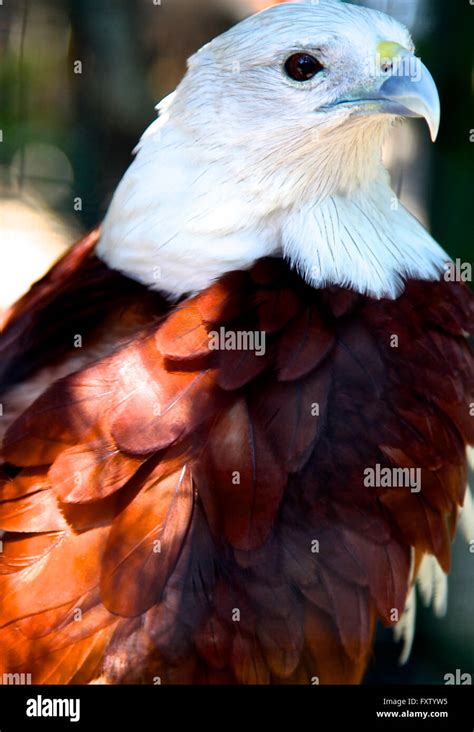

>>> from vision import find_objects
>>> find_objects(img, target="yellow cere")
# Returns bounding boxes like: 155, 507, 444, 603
376, 41, 408, 61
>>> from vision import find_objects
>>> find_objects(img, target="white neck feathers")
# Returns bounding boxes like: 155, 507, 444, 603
97, 97, 448, 300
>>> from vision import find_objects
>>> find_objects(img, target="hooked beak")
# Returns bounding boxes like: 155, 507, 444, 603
326, 44, 441, 142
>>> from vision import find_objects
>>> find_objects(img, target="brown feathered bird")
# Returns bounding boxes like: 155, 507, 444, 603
0, 1, 472, 685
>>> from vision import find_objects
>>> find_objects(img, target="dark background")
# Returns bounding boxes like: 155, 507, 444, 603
0, 0, 473, 684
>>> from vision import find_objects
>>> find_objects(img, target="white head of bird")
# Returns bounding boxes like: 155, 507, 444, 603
98, 0, 447, 300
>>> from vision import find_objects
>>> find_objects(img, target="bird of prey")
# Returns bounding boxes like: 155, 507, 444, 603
0, 0, 472, 685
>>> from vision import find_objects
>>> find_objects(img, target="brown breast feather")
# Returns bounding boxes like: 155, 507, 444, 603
0, 235, 473, 684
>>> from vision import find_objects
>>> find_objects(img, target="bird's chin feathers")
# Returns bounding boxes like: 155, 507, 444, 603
282, 174, 448, 300
98, 111, 448, 301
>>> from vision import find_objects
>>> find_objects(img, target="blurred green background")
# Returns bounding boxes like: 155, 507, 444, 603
0, 0, 473, 684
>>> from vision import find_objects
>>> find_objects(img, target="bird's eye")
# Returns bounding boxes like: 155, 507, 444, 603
284, 53, 324, 82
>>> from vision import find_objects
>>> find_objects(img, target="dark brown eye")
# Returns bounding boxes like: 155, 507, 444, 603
284, 53, 324, 82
